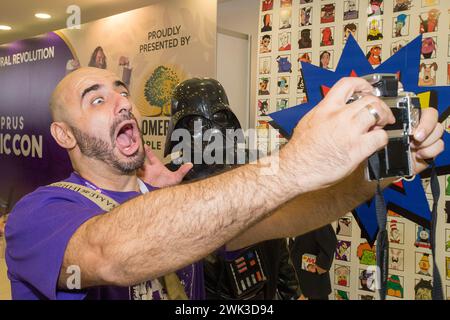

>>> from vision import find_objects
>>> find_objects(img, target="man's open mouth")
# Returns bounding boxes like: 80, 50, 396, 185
114, 120, 140, 156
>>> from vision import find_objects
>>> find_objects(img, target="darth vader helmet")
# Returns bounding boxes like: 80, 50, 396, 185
164, 78, 244, 179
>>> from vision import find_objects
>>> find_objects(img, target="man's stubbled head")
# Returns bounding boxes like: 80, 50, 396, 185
49, 67, 145, 174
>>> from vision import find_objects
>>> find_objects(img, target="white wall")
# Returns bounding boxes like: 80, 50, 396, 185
217, 31, 250, 130
218, 0, 260, 129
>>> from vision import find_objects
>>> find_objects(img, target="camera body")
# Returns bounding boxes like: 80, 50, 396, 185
349, 74, 421, 181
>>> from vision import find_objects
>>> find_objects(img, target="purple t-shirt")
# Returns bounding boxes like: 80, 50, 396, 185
5, 172, 204, 300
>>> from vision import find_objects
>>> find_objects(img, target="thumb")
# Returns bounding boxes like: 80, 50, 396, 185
356, 129, 388, 163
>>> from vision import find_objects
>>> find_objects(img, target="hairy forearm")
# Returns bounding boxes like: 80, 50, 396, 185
61, 151, 308, 289
227, 165, 394, 250
278, 166, 380, 235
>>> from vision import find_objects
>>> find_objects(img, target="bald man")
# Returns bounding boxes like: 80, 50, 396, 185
5, 67, 443, 300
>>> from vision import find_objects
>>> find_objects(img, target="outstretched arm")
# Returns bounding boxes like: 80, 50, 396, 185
226, 107, 443, 250
226, 165, 380, 250
58, 78, 438, 290
59, 151, 303, 289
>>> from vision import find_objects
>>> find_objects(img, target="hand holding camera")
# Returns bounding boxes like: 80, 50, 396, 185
281, 77, 394, 192
352, 74, 444, 180
351, 74, 421, 180
281, 76, 443, 192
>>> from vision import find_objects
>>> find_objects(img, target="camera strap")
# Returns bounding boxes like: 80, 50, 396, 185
429, 160, 444, 300
368, 156, 389, 300
374, 185, 389, 300
368, 157, 444, 300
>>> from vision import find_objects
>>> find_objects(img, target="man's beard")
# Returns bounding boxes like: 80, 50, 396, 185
71, 114, 145, 174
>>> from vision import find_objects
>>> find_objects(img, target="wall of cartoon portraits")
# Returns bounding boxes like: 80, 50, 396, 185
255, 0, 450, 300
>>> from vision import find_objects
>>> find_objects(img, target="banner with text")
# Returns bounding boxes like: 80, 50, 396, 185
0, 0, 217, 206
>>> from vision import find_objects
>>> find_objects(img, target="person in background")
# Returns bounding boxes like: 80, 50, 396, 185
164, 78, 301, 300
288, 224, 337, 300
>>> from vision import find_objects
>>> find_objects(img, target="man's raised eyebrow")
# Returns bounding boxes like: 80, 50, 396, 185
81, 84, 101, 100
114, 80, 129, 92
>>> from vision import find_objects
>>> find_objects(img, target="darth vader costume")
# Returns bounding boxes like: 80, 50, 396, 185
164, 78, 244, 180
164, 78, 300, 300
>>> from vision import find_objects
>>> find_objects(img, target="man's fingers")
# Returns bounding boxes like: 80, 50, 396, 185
412, 122, 444, 149
415, 139, 444, 160
322, 77, 374, 107
176, 163, 193, 179
413, 107, 438, 142
144, 145, 158, 164
355, 130, 388, 161
348, 95, 395, 132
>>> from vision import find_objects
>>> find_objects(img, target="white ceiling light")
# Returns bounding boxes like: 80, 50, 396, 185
35, 13, 52, 19
0, 25, 12, 30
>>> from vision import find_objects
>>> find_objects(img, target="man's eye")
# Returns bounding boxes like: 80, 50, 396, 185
92, 97, 105, 105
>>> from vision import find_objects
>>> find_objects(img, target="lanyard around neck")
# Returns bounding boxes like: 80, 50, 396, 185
73, 171, 148, 194
137, 179, 149, 194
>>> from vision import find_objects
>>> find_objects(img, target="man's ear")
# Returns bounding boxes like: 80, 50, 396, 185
50, 122, 77, 149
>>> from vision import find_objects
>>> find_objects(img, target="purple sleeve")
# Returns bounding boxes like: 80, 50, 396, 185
5, 188, 104, 300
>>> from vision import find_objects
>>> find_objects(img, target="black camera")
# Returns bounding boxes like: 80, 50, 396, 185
349, 74, 421, 181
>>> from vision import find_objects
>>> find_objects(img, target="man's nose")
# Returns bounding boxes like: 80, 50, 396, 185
113, 92, 132, 115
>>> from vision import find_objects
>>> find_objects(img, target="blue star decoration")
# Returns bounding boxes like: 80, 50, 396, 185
269, 35, 450, 244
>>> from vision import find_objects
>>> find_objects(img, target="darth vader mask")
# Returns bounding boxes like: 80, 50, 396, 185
164, 78, 244, 180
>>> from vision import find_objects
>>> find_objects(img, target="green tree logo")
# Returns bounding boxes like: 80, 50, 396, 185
144, 66, 180, 116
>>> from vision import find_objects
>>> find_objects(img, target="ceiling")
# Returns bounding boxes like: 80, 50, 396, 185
0, 0, 230, 45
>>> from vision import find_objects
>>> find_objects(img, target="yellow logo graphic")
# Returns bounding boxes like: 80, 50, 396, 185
136, 65, 181, 117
